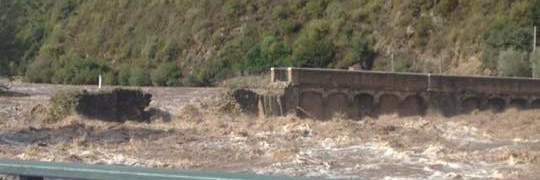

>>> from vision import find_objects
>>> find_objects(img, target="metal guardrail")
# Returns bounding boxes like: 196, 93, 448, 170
0, 159, 305, 180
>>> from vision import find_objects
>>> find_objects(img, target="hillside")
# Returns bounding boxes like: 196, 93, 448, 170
0, 0, 539, 86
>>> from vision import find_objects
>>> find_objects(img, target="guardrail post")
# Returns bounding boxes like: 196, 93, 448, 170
287, 67, 299, 85
19, 176, 43, 180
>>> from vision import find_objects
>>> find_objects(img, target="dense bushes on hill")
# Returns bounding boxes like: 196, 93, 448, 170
244, 35, 291, 74
2, 0, 540, 86
496, 49, 531, 77
531, 50, 540, 77
151, 62, 182, 86
291, 20, 335, 68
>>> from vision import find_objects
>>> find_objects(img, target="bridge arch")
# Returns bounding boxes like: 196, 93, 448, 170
487, 97, 506, 112
530, 99, 540, 109
354, 93, 375, 118
509, 98, 527, 109
462, 97, 481, 113
399, 95, 426, 116
298, 91, 324, 119
325, 92, 350, 119
377, 94, 400, 115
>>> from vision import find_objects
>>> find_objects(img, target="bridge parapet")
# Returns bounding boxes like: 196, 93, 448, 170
429, 75, 540, 95
272, 67, 427, 92
272, 67, 540, 95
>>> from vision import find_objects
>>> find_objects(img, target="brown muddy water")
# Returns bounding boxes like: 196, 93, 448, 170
0, 82, 539, 180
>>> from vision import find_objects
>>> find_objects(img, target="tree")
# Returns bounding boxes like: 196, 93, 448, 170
292, 20, 335, 68
245, 35, 291, 73
348, 35, 376, 69
483, 23, 532, 70
0, 0, 22, 76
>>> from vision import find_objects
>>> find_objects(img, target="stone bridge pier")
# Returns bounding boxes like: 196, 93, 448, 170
258, 68, 540, 120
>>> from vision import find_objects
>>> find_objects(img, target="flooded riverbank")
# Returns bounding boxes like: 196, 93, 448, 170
0, 82, 539, 179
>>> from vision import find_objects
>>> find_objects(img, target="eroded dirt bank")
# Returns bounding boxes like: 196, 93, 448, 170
1, 82, 540, 179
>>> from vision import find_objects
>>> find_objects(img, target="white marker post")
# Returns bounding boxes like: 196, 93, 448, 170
98, 74, 102, 89
534, 26, 537, 51
534, 26, 537, 78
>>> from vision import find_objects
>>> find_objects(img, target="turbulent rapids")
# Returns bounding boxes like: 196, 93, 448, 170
0, 81, 540, 179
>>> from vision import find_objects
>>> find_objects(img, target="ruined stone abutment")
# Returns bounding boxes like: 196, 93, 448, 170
75, 88, 152, 121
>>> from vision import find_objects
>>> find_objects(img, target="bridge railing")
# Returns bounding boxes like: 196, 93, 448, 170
0, 159, 305, 180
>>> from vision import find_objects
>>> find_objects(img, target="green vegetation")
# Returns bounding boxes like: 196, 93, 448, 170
2, 0, 540, 86
483, 24, 533, 70
48, 89, 81, 120
118, 65, 150, 86
496, 49, 531, 77
151, 62, 181, 86
531, 49, 540, 77
292, 20, 335, 68
244, 35, 291, 74
340, 34, 376, 69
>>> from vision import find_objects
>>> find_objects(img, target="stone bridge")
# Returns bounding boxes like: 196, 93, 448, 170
259, 67, 540, 120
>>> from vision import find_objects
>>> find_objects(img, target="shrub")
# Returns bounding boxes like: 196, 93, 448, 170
483, 24, 533, 69
192, 58, 234, 86
277, 19, 302, 35
118, 65, 131, 86
182, 75, 199, 87
534, 0, 540, 26
102, 71, 117, 85
531, 49, 540, 77
324, 1, 346, 20
151, 62, 182, 86
24, 58, 54, 83
394, 58, 422, 73
141, 36, 158, 59
272, 5, 291, 20
344, 35, 376, 69
292, 20, 335, 67
434, 0, 459, 16
48, 89, 81, 120
496, 49, 531, 77
302, 0, 328, 18
157, 39, 181, 62
63, 58, 110, 85
224, 0, 246, 18
118, 64, 151, 86
128, 66, 150, 86
245, 35, 291, 73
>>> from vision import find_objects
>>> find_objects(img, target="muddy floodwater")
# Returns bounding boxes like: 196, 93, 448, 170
1, 81, 540, 180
